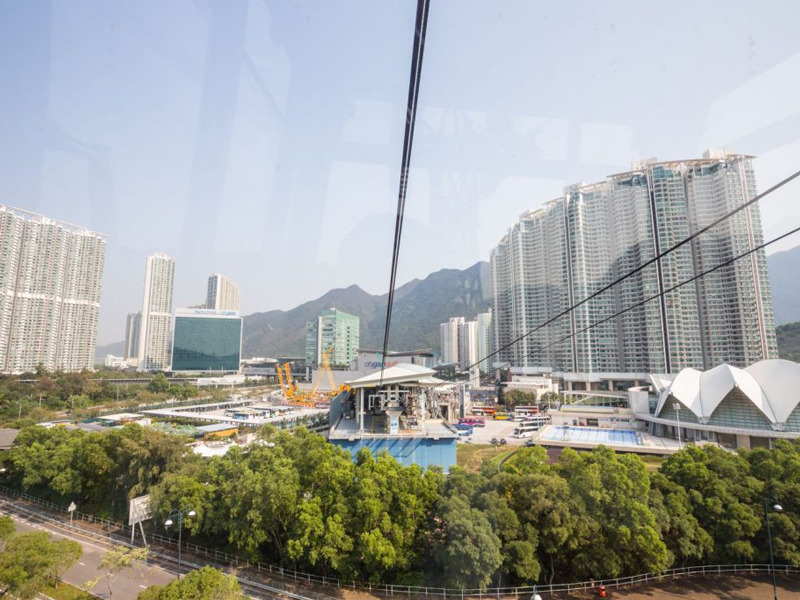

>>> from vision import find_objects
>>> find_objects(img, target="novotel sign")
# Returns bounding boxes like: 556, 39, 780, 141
176, 308, 239, 318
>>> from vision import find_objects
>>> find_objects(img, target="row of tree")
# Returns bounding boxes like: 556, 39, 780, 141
4, 423, 800, 589
0, 369, 202, 427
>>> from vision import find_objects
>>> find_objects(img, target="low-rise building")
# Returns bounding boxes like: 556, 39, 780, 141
630, 359, 800, 449
328, 364, 458, 471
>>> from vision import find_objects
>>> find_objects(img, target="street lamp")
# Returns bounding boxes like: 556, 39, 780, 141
673, 402, 682, 447
763, 499, 783, 600
164, 508, 195, 579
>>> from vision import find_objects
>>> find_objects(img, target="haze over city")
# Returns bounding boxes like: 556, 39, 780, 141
2, 0, 800, 346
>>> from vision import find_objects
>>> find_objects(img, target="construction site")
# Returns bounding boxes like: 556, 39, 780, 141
274, 348, 349, 407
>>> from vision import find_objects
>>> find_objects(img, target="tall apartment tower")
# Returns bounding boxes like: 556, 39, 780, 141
476, 310, 493, 373
439, 317, 464, 366
490, 152, 776, 373
0, 206, 105, 373
304, 308, 360, 368
124, 312, 141, 361
137, 254, 175, 371
206, 273, 241, 312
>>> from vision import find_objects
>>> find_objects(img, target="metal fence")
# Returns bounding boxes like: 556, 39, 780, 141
1, 484, 798, 599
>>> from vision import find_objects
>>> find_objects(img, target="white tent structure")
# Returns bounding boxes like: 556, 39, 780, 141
655, 359, 800, 431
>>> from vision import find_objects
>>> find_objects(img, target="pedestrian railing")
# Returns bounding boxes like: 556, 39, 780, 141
1, 484, 798, 599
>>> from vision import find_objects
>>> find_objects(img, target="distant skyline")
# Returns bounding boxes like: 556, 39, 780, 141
3, 1, 800, 344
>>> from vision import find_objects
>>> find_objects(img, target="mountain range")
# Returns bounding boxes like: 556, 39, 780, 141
241, 261, 490, 357
96, 244, 800, 361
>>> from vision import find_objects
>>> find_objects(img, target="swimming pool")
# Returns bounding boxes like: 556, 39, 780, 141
541, 426, 642, 447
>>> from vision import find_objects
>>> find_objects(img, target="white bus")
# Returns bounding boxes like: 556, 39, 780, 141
513, 416, 550, 438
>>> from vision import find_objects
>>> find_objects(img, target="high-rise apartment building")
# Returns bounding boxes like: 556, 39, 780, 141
305, 308, 360, 368
439, 316, 483, 370
490, 152, 777, 373
439, 317, 464, 366
137, 253, 175, 371
0, 206, 105, 373
206, 273, 241, 312
476, 310, 493, 373
124, 312, 141, 361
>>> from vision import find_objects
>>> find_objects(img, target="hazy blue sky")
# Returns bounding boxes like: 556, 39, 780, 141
2, 0, 800, 344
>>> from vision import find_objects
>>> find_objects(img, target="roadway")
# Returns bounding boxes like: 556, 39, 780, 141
0, 499, 174, 600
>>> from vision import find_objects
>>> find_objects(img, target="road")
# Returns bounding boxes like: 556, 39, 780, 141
1, 499, 175, 600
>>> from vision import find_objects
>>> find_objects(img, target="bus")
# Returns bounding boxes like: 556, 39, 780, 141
494, 412, 513, 420
472, 406, 496, 416
513, 416, 549, 438
513, 405, 540, 420
459, 417, 486, 427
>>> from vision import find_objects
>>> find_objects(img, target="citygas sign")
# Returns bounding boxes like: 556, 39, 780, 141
363, 360, 399, 369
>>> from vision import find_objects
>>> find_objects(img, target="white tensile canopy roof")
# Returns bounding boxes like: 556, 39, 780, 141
346, 363, 442, 389
655, 359, 800, 428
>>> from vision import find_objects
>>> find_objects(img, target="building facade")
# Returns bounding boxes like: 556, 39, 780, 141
124, 312, 141, 361
137, 253, 175, 371
0, 206, 105, 373
304, 308, 360, 368
490, 152, 777, 373
206, 273, 241, 312
171, 308, 242, 372
476, 310, 493, 373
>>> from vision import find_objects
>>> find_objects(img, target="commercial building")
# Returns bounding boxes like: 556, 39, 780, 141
124, 312, 141, 362
490, 152, 777, 374
630, 359, 800, 449
305, 308, 360, 368
328, 364, 458, 470
206, 273, 240, 312
0, 206, 105, 373
137, 253, 175, 371
171, 308, 242, 372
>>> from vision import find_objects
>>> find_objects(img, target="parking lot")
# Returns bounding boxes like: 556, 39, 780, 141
461, 418, 524, 445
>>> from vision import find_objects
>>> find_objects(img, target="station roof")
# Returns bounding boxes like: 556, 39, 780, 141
196, 423, 240, 433
346, 364, 439, 388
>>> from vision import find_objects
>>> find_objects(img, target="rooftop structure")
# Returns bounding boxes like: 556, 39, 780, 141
328, 364, 458, 470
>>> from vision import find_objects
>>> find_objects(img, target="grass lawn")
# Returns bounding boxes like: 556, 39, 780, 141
457, 443, 516, 472
638, 454, 667, 471
42, 582, 95, 600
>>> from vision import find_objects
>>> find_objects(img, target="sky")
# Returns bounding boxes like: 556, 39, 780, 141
2, 0, 800, 345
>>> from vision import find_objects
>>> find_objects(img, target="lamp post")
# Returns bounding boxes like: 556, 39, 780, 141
763, 499, 783, 600
673, 402, 682, 447
164, 508, 195, 579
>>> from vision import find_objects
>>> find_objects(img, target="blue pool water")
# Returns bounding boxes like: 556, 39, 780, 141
542, 426, 642, 447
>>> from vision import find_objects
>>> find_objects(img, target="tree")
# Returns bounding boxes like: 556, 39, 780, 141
87, 546, 149, 600
0, 516, 14, 540
147, 374, 170, 394
139, 566, 240, 600
432, 495, 503, 589
0, 532, 82, 599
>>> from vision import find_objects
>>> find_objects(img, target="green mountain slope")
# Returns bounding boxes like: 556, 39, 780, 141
768, 245, 800, 325
777, 321, 800, 362
242, 261, 491, 358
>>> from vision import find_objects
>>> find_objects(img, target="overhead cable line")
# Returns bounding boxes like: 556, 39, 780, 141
470, 167, 800, 374
379, 0, 431, 385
